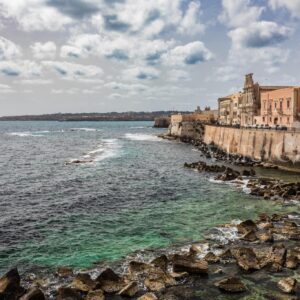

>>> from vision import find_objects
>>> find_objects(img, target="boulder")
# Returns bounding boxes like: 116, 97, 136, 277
204, 252, 219, 263
277, 278, 297, 294
232, 247, 260, 271
144, 278, 165, 292
241, 230, 258, 242
137, 293, 158, 300
267, 292, 298, 300
56, 267, 73, 278
169, 272, 188, 281
56, 287, 83, 300
118, 282, 139, 297
215, 277, 246, 293
86, 290, 105, 300
237, 220, 258, 235
172, 254, 208, 274
96, 268, 125, 294
0, 268, 25, 300
19, 288, 45, 300
285, 250, 298, 269
71, 273, 96, 292
258, 231, 274, 243
215, 168, 240, 181
151, 255, 169, 271
128, 261, 152, 275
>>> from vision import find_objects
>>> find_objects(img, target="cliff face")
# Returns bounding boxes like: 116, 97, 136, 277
168, 121, 205, 140
204, 125, 300, 168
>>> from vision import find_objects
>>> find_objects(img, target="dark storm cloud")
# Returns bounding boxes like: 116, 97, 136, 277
184, 52, 206, 65
46, 0, 99, 19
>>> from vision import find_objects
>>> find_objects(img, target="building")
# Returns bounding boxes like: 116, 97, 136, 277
259, 87, 300, 128
171, 107, 216, 124
218, 92, 242, 125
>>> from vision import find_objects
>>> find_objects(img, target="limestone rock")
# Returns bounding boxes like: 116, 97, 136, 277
204, 252, 219, 263
215, 277, 246, 293
241, 230, 258, 242
71, 273, 96, 292
277, 278, 297, 294
86, 290, 105, 300
237, 220, 258, 235
137, 293, 158, 300
0, 268, 25, 300
151, 255, 169, 271
118, 282, 139, 297
232, 247, 260, 271
19, 288, 45, 300
172, 254, 208, 274
56, 267, 73, 278
96, 268, 125, 294
56, 287, 83, 300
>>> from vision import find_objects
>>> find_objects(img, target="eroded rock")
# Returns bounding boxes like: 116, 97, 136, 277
215, 277, 246, 293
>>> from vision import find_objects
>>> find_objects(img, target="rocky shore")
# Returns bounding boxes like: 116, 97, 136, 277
1, 213, 300, 300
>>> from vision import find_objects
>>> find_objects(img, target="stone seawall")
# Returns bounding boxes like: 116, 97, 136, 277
168, 121, 204, 140
204, 125, 300, 167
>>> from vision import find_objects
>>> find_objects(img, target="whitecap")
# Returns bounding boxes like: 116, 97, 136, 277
7, 132, 44, 137
125, 133, 161, 141
70, 128, 99, 132
130, 126, 145, 129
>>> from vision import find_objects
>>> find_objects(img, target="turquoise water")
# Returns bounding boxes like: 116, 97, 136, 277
0, 121, 294, 273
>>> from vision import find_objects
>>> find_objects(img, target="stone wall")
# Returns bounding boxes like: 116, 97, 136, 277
204, 125, 300, 167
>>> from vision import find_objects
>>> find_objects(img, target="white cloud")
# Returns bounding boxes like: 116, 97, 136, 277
228, 21, 292, 49
163, 41, 213, 66
0, 0, 74, 31
167, 69, 191, 82
269, 0, 300, 17
31, 41, 56, 59
18, 79, 53, 85
0, 60, 42, 77
0, 36, 22, 60
42, 61, 103, 79
122, 66, 160, 81
219, 0, 263, 28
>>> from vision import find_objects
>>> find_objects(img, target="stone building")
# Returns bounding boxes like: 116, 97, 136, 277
259, 87, 300, 128
218, 92, 242, 125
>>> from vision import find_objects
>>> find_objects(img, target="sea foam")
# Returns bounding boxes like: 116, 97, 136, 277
125, 133, 161, 141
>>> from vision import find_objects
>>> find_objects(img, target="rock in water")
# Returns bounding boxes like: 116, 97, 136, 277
0, 268, 25, 300
86, 290, 105, 300
19, 288, 45, 300
151, 255, 169, 271
237, 220, 258, 234
277, 278, 297, 294
56, 267, 73, 278
232, 247, 260, 271
172, 254, 208, 274
215, 277, 246, 293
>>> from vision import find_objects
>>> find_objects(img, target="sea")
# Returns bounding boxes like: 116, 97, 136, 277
0, 121, 297, 275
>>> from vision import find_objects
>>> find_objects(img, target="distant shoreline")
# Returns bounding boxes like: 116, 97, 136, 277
0, 111, 191, 122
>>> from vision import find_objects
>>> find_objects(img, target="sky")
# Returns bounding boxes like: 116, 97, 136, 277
0, 0, 300, 116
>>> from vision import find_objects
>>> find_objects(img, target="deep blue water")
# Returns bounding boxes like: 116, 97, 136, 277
0, 121, 293, 274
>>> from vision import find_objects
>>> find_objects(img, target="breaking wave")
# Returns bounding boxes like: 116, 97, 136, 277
70, 128, 100, 132
125, 133, 161, 141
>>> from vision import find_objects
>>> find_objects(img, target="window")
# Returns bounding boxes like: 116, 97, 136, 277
287, 98, 291, 108
280, 100, 283, 110
287, 117, 290, 123
263, 117, 265, 122
270, 117, 272, 122
275, 102, 277, 109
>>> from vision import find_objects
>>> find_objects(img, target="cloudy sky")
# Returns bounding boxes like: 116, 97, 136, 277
0, 0, 300, 116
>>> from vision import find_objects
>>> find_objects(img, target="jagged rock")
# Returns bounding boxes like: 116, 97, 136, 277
56, 267, 73, 278
86, 290, 105, 300
271, 244, 286, 266
266, 292, 298, 300
169, 272, 188, 281
56, 287, 83, 300
71, 273, 96, 292
151, 255, 169, 271
96, 268, 125, 294
258, 231, 274, 243
215, 168, 240, 181
215, 277, 246, 293
285, 249, 298, 269
0, 268, 25, 300
242, 169, 256, 177
204, 252, 219, 263
237, 220, 258, 235
144, 278, 165, 292
137, 293, 158, 300
232, 247, 260, 271
172, 254, 208, 274
128, 261, 152, 275
189, 243, 209, 256
19, 288, 45, 300
241, 230, 258, 242
277, 278, 297, 294
118, 282, 139, 297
